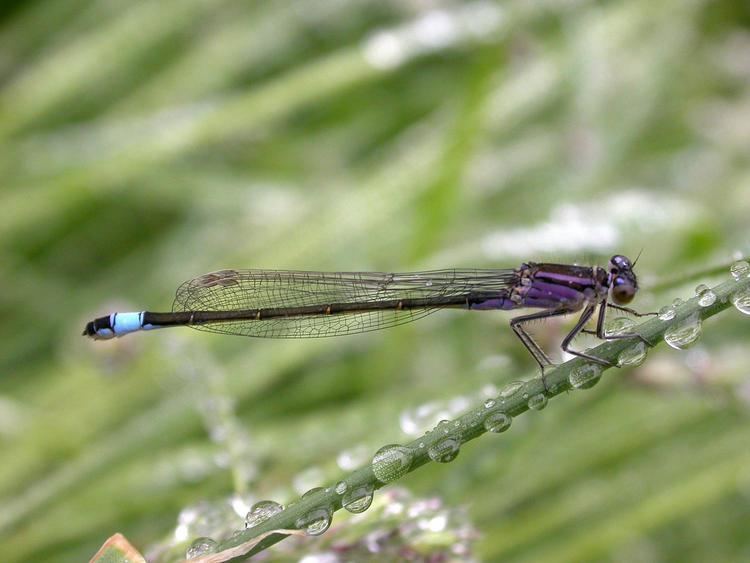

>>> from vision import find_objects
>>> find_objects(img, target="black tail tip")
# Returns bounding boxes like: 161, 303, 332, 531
82, 321, 95, 338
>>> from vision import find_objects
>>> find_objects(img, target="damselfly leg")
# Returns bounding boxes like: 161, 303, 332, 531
509, 306, 588, 392
511, 299, 654, 393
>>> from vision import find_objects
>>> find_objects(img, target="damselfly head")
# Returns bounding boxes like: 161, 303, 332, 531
608, 254, 638, 304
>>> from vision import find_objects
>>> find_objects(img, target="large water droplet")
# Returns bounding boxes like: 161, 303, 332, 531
245, 500, 283, 529
606, 316, 635, 336
372, 444, 413, 483
694, 284, 717, 307
428, 437, 460, 463
334, 481, 347, 495
527, 393, 548, 410
732, 287, 750, 315
498, 381, 525, 402
295, 507, 332, 536
617, 341, 648, 367
342, 483, 374, 513
568, 364, 603, 389
186, 537, 217, 559
658, 306, 676, 321
664, 312, 702, 349
730, 260, 750, 280
483, 412, 512, 433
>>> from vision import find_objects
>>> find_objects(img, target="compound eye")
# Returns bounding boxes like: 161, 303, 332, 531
612, 279, 636, 304
611, 255, 631, 271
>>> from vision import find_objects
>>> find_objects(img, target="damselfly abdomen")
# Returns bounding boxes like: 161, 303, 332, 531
84, 255, 650, 369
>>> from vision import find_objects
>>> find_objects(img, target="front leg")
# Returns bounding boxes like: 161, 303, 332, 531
606, 303, 658, 317
598, 298, 654, 346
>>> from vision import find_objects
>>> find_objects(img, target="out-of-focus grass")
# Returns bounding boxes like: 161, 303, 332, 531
0, 0, 748, 561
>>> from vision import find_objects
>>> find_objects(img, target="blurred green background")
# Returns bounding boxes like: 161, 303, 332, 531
1, 0, 749, 561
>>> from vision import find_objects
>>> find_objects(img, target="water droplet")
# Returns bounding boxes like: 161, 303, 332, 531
372, 444, 413, 483
617, 341, 648, 367
694, 284, 717, 307
730, 260, 750, 280
428, 437, 460, 463
186, 537, 217, 559
425, 279, 433, 287
664, 312, 702, 350
731, 287, 750, 315
483, 412, 512, 433
606, 316, 635, 336
527, 393, 548, 410
672, 298, 684, 308
342, 483, 374, 513
245, 500, 283, 529
438, 419, 451, 434
334, 481, 347, 495
484, 398, 496, 409
568, 364, 603, 389
295, 507, 332, 536
658, 306, 676, 321
418, 441, 425, 448
499, 381, 525, 400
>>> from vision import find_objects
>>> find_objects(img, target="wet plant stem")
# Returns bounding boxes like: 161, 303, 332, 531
200, 274, 750, 562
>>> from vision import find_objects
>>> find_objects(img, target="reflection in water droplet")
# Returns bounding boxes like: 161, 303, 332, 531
527, 393, 548, 410
186, 537, 217, 559
428, 437, 460, 463
664, 312, 702, 349
568, 364, 603, 389
372, 444, 414, 483
245, 500, 283, 529
295, 507, 332, 536
658, 306, 676, 321
694, 284, 717, 307
730, 260, 750, 280
483, 412, 512, 433
732, 287, 750, 315
334, 481, 347, 495
606, 316, 635, 336
617, 341, 648, 367
342, 483, 374, 513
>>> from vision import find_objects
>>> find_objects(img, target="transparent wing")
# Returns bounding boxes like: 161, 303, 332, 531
172, 268, 518, 338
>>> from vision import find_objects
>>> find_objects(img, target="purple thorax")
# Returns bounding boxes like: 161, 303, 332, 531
468, 263, 608, 312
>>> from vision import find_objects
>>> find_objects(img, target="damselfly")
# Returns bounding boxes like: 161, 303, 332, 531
84, 255, 651, 370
